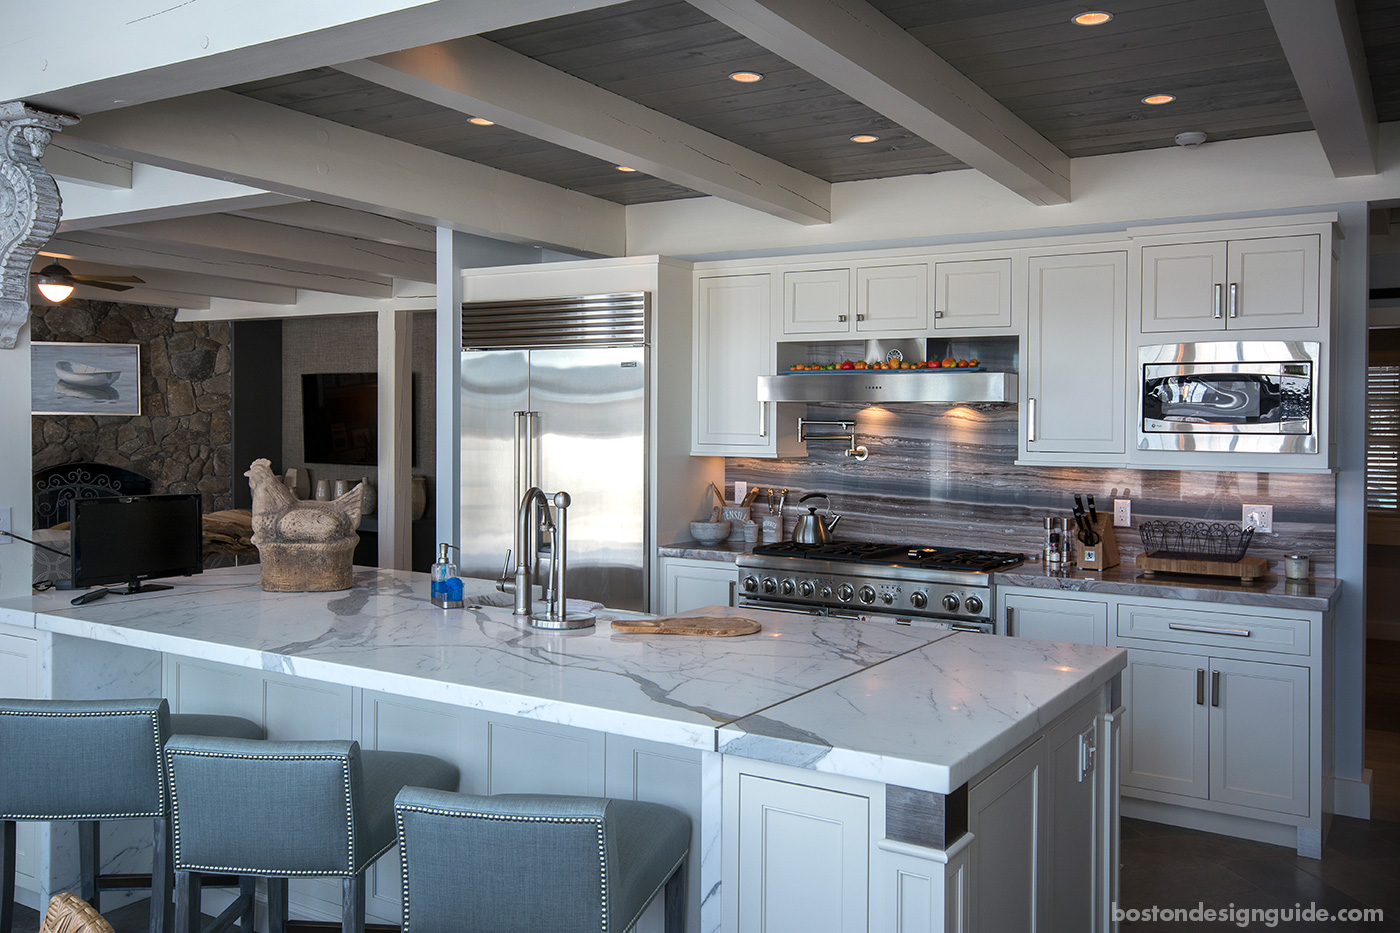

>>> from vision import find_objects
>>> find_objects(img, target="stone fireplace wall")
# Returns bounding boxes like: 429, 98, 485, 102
30, 300, 234, 512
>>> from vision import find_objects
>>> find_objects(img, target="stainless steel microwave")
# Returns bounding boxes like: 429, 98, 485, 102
1138, 341, 1320, 454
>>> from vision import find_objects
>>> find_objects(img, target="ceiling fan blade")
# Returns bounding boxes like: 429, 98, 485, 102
80, 280, 136, 292
69, 274, 145, 284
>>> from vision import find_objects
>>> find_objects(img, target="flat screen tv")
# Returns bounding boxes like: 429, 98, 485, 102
301, 372, 416, 466
70, 494, 203, 594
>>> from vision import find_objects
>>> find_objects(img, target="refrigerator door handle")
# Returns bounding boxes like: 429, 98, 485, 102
513, 411, 539, 509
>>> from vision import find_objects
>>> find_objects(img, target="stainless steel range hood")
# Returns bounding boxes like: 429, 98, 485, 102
757, 370, 1018, 404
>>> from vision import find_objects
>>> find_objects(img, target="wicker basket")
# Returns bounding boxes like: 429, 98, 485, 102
39, 894, 115, 933
1138, 520, 1256, 562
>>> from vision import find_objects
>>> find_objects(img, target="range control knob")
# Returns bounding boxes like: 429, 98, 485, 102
858, 585, 876, 604
820, 584, 833, 599
942, 593, 961, 613
742, 575, 759, 593
780, 579, 796, 596
837, 583, 855, 602
881, 592, 894, 605
910, 591, 928, 610
964, 594, 984, 615
799, 580, 816, 598
761, 576, 778, 595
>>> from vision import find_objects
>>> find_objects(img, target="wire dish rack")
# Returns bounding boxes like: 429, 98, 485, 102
1138, 520, 1256, 563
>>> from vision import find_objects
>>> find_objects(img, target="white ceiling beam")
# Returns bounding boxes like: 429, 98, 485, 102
57, 163, 297, 232
1263, 0, 1378, 177
35, 258, 298, 304
231, 203, 435, 251
44, 140, 131, 190
45, 233, 395, 298
685, 0, 1071, 206
2, 0, 627, 115
62, 90, 626, 257
340, 37, 831, 225
98, 214, 437, 282
180, 289, 437, 323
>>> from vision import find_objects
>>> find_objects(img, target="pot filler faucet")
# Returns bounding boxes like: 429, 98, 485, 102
498, 487, 596, 630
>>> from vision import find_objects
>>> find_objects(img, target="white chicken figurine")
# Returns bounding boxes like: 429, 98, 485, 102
245, 458, 363, 592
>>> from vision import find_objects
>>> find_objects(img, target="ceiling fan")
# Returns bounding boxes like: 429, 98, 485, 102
32, 262, 145, 302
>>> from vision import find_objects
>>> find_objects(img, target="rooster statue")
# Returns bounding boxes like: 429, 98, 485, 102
245, 458, 363, 592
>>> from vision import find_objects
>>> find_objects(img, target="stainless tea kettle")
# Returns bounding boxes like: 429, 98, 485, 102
792, 492, 842, 545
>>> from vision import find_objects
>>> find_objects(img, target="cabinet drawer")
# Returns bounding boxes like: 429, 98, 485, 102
1116, 604, 1311, 656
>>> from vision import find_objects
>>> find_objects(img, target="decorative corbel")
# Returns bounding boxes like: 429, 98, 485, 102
0, 101, 78, 349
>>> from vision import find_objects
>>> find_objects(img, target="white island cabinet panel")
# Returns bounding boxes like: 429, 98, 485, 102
968, 739, 1042, 933
0, 629, 41, 899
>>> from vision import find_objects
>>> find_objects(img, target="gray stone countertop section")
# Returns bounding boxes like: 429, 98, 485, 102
658, 541, 753, 562
997, 560, 1340, 612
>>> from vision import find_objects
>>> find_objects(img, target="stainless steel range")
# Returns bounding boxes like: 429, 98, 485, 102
735, 542, 1025, 633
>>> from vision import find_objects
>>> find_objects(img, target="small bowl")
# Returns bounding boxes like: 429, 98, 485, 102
690, 520, 731, 546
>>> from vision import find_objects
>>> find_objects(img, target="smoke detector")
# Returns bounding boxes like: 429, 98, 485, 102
1175, 131, 1207, 147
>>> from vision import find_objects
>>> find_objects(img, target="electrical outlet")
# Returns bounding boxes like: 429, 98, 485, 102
732, 481, 747, 505
0, 506, 10, 544
1242, 504, 1273, 534
1113, 499, 1131, 527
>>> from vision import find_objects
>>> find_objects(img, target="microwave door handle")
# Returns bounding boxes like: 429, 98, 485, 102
1213, 283, 1223, 319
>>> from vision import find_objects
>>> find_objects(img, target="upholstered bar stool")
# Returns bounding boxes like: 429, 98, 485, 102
164, 736, 458, 933
393, 787, 690, 933
0, 698, 264, 933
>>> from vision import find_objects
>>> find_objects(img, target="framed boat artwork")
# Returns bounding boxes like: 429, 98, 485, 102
31, 341, 142, 416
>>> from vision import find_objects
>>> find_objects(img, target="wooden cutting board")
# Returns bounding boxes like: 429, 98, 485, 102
610, 616, 762, 636
1137, 554, 1270, 583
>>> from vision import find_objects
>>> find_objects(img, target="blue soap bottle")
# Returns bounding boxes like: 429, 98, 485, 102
430, 543, 464, 608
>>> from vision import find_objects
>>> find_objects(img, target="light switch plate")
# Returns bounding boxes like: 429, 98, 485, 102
1242, 504, 1273, 534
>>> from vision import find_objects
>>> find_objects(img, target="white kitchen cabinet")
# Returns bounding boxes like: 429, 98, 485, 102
1141, 234, 1321, 333
967, 738, 1042, 933
658, 556, 735, 614
1001, 590, 1108, 645
1021, 250, 1128, 462
858, 263, 929, 332
783, 268, 851, 335
933, 258, 1012, 330
692, 273, 776, 456
1121, 649, 1210, 800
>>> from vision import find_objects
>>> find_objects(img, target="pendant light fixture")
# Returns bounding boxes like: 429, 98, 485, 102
34, 263, 75, 303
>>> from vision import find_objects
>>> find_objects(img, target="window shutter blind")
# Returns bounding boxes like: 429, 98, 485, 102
1367, 364, 1400, 510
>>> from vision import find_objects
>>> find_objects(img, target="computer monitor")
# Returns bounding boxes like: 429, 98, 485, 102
70, 494, 203, 594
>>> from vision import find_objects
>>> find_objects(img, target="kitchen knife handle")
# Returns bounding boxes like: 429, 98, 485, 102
1228, 282, 1238, 318
1196, 669, 1205, 706
1213, 283, 1223, 319
1027, 398, 1037, 442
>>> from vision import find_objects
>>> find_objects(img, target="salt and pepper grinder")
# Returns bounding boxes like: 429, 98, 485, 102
431, 543, 465, 609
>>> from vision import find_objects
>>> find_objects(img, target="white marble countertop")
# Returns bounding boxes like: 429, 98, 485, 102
2, 565, 1124, 792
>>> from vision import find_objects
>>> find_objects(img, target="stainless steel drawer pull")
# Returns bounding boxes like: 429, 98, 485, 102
1168, 622, 1251, 637
1196, 668, 1205, 706
1211, 669, 1221, 707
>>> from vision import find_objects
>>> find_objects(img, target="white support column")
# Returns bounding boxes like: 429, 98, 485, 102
378, 308, 413, 570
434, 227, 464, 553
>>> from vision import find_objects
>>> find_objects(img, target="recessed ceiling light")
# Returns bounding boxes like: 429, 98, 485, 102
468, 117, 495, 126
850, 134, 880, 143
616, 165, 638, 172
729, 71, 764, 83
1071, 11, 1114, 26
1142, 94, 1176, 105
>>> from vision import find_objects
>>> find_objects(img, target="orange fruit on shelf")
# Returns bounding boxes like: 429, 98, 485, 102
941, 357, 956, 367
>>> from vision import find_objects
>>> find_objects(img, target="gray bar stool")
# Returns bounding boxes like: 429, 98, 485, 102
165, 736, 458, 933
394, 787, 689, 933
0, 698, 264, 933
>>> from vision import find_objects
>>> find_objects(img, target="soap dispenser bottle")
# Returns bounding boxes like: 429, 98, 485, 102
431, 543, 464, 609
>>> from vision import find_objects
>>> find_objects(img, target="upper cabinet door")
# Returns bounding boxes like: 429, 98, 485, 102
934, 258, 1012, 330
1140, 241, 1228, 333
1227, 235, 1320, 330
782, 268, 851, 335
856, 263, 928, 332
693, 273, 775, 453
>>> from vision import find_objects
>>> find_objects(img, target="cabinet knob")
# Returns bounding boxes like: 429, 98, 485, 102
856, 313, 865, 321
934, 310, 944, 318
838, 314, 848, 322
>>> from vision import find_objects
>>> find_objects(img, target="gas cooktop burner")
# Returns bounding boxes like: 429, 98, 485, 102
750, 541, 1025, 573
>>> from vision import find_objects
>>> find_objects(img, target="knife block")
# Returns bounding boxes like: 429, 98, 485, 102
1075, 517, 1120, 570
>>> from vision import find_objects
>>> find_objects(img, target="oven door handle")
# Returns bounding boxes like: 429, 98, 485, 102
738, 599, 820, 617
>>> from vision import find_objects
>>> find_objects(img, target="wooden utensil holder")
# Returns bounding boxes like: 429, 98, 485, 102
1075, 517, 1119, 570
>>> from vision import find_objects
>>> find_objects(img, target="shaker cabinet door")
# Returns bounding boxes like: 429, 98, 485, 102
782, 268, 851, 335
693, 274, 775, 454
1208, 658, 1310, 815
1121, 649, 1209, 800
933, 257, 1012, 330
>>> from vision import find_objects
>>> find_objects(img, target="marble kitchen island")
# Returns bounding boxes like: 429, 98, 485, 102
0, 566, 1125, 933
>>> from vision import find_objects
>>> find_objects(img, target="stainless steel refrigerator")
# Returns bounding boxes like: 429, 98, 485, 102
458, 294, 647, 611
